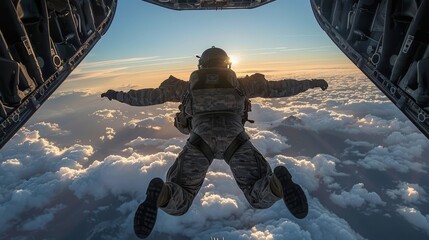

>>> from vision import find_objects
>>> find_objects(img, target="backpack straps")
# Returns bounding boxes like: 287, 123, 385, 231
188, 131, 250, 164
189, 132, 214, 163
223, 131, 250, 164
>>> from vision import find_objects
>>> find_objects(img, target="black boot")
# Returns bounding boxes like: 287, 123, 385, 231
273, 166, 308, 219
134, 178, 164, 239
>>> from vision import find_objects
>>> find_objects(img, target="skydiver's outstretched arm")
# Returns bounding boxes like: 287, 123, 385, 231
238, 73, 328, 98
101, 76, 189, 106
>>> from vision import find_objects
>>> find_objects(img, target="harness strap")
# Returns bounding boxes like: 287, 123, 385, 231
224, 131, 250, 164
189, 132, 214, 162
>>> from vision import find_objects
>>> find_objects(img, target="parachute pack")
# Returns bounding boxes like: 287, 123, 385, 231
174, 68, 252, 134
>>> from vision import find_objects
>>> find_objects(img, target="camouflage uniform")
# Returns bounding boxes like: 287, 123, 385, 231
116, 73, 317, 215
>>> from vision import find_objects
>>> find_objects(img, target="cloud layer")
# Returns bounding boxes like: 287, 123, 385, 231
1, 69, 429, 239
330, 183, 386, 208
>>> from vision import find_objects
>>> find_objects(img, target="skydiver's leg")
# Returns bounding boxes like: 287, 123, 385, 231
161, 141, 211, 216
134, 178, 164, 239
134, 142, 210, 238
227, 140, 280, 209
272, 165, 309, 219
228, 140, 308, 218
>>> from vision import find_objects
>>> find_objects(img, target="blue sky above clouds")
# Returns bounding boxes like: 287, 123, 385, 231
64, 0, 348, 92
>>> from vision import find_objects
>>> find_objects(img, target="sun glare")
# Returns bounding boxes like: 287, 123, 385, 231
229, 55, 240, 66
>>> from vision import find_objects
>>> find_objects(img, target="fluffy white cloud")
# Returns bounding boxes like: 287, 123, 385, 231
357, 131, 428, 173
342, 139, 375, 158
100, 127, 116, 141
387, 182, 428, 204
67, 152, 177, 200
0, 126, 93, 233
0, 128, 93, 186
312, 154, 348, 187
125, 136, 186, 153
91, 109, 123, 120
295, 109, 356, 132
248, 101, 291, 124
50, 90, 92, 99
0, 176, 65, 232
246, 127, 290, 155
200, 192, 241, 219
28, 122, 70, 136
337, 100, 399, 119
397, 207, 429, 234
126, 114, 173, 130
330, 183, 386, 208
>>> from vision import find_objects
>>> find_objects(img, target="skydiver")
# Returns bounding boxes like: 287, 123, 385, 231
101, 47, 328, 239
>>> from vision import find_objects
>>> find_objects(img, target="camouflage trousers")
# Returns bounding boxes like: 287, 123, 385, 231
160, 135, 280, 216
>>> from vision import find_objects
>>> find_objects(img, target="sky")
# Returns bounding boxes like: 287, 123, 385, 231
64, 0, 351, 92
1, 0, 429, 240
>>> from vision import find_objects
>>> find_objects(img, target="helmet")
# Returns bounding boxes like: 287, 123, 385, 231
197, 46, 231, 69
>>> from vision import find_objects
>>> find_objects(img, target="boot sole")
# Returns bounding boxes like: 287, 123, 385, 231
134, 178, 164, 239
274, 166, 308, 219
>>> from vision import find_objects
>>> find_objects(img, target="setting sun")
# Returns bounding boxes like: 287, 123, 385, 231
229, 54, 240, 66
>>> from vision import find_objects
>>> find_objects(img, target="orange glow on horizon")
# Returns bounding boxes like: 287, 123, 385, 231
63, 53, 355, 93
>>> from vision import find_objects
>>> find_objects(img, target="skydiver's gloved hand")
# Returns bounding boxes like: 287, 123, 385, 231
311, 79, 328, 91
101, 90, 118, 100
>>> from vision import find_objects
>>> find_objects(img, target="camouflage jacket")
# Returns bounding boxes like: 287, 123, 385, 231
116, 73, 315, 106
